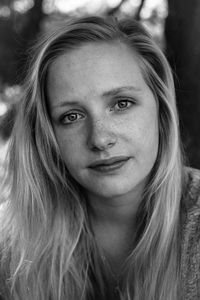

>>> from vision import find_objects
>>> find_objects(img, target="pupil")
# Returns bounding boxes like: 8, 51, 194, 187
119, 101, 126, 108
69, 114, 76, 121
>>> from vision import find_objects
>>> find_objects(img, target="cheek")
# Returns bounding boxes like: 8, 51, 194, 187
128, 111, 159, 159
54, 129, 83, 167
141, 115, 159, 160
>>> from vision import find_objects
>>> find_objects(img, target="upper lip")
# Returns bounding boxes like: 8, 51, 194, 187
89, 156, 130, 168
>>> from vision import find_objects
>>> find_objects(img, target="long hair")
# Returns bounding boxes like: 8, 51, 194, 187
0, 15, 185, 300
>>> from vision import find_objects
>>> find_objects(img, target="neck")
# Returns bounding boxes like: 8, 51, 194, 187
87, 190, 142, 229
86, 191, 143, 279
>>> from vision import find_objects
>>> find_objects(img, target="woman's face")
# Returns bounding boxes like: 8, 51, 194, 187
47, 42, 159, 201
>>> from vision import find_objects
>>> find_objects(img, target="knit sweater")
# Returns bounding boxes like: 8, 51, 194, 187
180, 167, 200, 299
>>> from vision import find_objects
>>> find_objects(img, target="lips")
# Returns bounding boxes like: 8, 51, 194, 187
89, 156, 130, 170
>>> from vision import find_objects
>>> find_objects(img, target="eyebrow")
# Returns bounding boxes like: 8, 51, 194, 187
102, 86, 140, 97
51, 85, 140, 110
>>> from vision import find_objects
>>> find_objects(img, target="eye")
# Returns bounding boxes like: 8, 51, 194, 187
113, 99, 134, 111
60, 112, 84, 125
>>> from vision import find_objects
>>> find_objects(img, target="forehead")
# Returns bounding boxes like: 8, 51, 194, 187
48, 42, 142, 76
47, 42, 147, 104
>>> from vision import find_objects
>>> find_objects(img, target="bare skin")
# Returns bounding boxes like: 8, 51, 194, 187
88, 193, 138, 274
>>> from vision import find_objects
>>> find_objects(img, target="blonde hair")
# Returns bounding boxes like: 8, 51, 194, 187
0, 15, 185, 300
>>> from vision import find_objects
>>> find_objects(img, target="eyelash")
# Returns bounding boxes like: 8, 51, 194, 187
59, 99, 135, 125
111, 98, 134, 111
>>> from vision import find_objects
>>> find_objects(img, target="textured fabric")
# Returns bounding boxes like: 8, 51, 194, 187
180, 167, 200, 299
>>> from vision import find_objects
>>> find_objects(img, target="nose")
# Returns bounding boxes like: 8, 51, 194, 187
87, 118, 117, 151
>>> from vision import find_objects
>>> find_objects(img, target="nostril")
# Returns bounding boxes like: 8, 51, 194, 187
90, 140, 115, 152
87, 130, 117, 151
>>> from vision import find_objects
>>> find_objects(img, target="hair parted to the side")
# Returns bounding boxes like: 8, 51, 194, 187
0, 15, 185, 300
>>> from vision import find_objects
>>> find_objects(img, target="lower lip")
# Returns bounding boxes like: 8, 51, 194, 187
89, 159, 130, 173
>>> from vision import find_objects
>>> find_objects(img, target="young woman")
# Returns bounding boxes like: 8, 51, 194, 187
0, 15, 200, 300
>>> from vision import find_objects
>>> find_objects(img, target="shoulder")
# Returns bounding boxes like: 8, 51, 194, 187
181, 166, 200, 211
180, 166, 200, 239
180, 167, 200, 297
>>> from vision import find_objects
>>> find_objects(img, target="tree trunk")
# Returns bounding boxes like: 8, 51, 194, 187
0, 0, 45, 85
135, 0, 146, 21
165, 0, 200, 168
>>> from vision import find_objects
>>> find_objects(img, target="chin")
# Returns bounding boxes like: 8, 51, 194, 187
90, 184, 134, 199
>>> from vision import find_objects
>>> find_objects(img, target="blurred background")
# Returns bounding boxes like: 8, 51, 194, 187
0, 0, 200, 176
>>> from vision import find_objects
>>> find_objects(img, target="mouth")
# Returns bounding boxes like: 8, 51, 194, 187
88, 156, 130, 173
